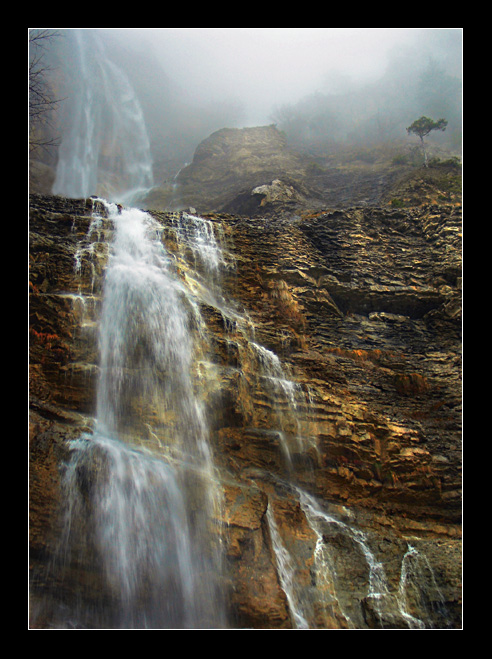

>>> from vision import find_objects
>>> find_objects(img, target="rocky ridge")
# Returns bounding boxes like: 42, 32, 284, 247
135, 125, 460, 217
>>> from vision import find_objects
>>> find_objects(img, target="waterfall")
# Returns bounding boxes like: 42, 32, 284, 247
52, 30, 153, 203
31, 197, 455, 629
96, 205, 205, 449
266, 503, 309, 629
246, 341, 314, 465
30, 195, 457, 629
49, 202, 226, 629
59, 434, 198, 629
160, 209, 314, 471
397, 544, 450, 629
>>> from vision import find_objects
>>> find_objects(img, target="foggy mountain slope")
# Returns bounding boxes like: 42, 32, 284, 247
29, 29, 462, 211
124, 28, 461, 213
137, 125, 461, 215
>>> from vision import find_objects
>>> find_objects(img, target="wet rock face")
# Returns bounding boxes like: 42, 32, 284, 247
29, 194, 462, 629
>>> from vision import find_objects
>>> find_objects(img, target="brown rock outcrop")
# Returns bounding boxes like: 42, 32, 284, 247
29, 192, 462, 629
138, 126, 430, 216
138, 125, 315, 214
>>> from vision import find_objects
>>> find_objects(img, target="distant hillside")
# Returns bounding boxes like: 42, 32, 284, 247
138, 125, 461, 215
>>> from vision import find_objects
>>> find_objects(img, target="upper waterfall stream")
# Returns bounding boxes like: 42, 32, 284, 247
52, 30, 154, 204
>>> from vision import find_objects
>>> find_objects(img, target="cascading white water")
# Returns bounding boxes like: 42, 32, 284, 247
247, 341, 314, 464
298, 489, 391, 627
266, 503, 310, 629
397, 544, 449, 629
51, 202, 226, 629
59, 433, 198, 629
52, 29, 153, 203
32, 196, 455, 629
162, 210, 314, 469
264, 485, 395, 629
96, 205, 204, 447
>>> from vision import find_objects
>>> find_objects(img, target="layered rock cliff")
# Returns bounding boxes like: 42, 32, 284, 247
29, 183, 461, 628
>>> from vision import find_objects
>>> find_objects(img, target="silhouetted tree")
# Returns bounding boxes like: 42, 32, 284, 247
407, 116, 448, 167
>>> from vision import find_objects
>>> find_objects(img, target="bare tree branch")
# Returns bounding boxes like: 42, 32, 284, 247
29, 29, 63, 154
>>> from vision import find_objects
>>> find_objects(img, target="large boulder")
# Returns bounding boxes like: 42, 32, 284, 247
141, 125, 314, 213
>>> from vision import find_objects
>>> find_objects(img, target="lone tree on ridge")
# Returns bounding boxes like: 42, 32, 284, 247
407, 116, 448, 167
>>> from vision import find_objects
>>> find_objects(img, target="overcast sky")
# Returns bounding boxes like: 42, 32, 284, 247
101, 28, 462, 126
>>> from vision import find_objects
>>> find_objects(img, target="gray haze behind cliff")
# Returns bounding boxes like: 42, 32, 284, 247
34, 28, 462, 184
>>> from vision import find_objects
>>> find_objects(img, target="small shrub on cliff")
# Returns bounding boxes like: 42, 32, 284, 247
428, 156, 461, 169
392, 154, 410, 166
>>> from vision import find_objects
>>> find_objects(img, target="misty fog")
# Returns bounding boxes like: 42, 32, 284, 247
99, 28, 461, 126
31, 28, 462, 189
